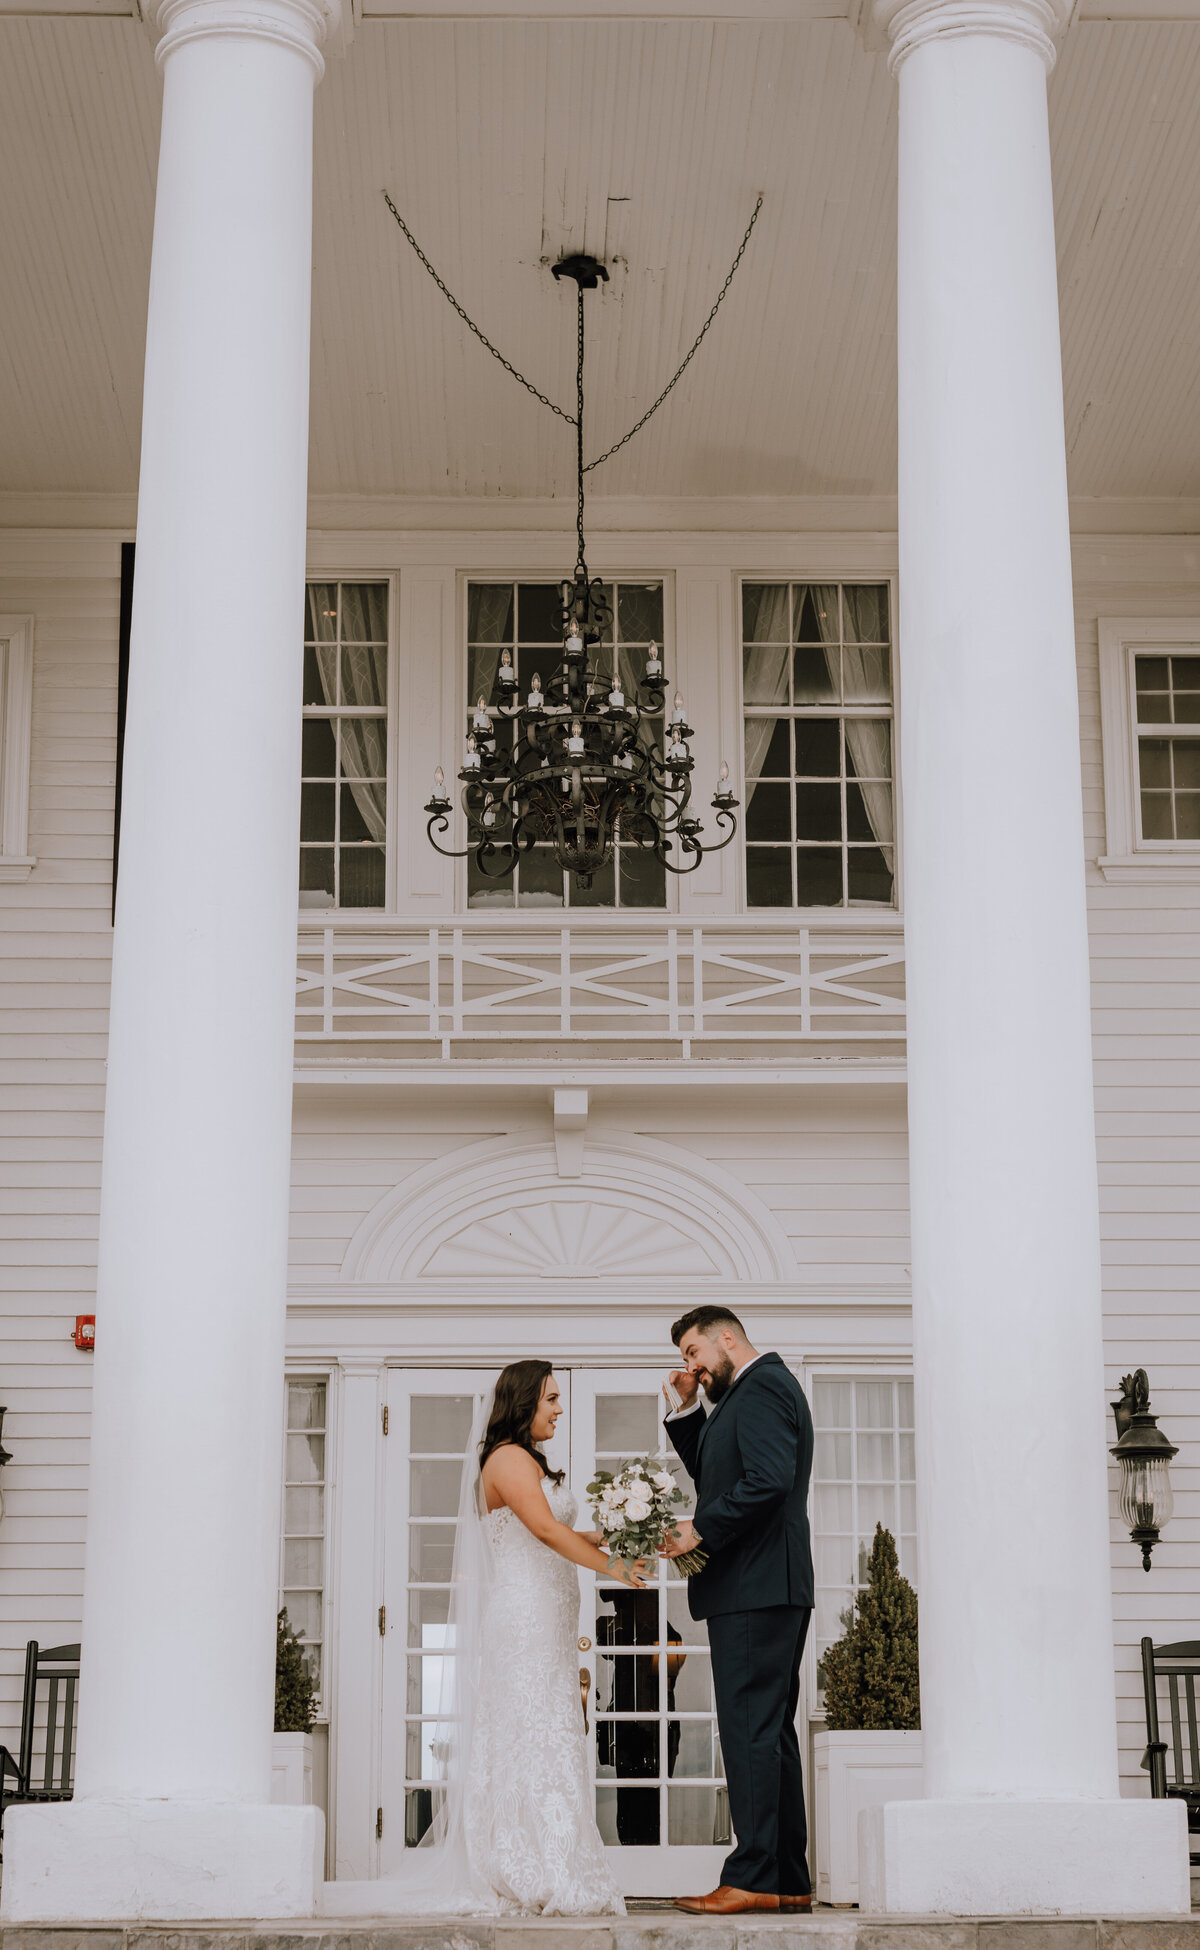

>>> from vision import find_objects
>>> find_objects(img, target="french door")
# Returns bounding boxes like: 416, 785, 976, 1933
571, 1371, 729, 1896
378, 1367, 727, 1896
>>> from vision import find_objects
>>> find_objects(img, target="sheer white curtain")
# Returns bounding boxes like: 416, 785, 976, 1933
812, 585, 894, 850
468, 585, 517, 706
742, 585, 792, 801
305, 585, 388, 843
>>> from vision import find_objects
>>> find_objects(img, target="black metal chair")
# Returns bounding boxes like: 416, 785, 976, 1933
0, 1640, 80, 1839
1140, 1635, 1200, 1864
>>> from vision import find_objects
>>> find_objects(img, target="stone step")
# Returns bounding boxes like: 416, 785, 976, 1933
4, 1915, 1200, 1950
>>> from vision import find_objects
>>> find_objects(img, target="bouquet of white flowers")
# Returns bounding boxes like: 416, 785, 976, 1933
587, 1454, 709, 1578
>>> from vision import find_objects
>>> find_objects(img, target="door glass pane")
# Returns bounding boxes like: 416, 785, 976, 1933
595, 1395, 658, 1453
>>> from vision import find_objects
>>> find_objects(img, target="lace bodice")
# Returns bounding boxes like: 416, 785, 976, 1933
460, 1475, 624, 1916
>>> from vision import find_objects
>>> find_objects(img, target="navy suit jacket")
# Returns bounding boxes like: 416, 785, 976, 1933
665, 1352, 814, 1622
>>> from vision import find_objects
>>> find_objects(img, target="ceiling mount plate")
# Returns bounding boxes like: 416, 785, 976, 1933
552, 253, 609, 290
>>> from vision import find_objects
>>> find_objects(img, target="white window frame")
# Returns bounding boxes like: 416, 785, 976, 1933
279, 1366, 335, 1722
802, 1358, 916, 1723
735, 575, 903, 921
1098, 617, 1200, 884
0, 615, 35, 882
298, 576, 397, 915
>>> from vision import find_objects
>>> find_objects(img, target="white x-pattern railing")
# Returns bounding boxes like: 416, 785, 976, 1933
296, 917, 905, 1058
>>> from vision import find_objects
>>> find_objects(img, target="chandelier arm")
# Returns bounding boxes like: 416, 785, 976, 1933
425, 813, 472, 861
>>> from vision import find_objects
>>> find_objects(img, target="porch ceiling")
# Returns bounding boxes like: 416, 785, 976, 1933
0, 12, 1199, 508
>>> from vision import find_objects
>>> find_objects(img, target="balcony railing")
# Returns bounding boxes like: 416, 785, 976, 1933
296, 916, 905, 1060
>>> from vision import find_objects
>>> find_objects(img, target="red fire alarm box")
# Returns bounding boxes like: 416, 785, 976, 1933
74, 1315, 95, 1351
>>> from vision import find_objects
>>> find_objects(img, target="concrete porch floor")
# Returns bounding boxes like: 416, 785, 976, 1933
5, 1913, 1200, 1950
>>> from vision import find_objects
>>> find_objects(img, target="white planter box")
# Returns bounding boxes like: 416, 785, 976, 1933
271, 1730, 314, 1807
812, 1727, 923, 1905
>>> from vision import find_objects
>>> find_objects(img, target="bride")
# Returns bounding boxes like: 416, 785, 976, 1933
390, 1359, 645, 1916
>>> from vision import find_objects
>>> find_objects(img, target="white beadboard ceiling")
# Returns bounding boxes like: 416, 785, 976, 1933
0, 13, 1199, 504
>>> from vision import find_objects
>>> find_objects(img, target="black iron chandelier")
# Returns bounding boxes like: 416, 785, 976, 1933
422, 251, 740, 890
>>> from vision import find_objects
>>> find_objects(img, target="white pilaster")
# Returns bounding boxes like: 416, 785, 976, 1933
860, 0, 1189, 1914
1, 0, 338, 1919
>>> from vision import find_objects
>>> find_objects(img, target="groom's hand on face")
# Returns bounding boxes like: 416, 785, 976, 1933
660, 1521, 699, 1559
665, 1368, 699, 1412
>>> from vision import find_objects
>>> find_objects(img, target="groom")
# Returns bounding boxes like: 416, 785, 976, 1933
660, 1305, 814, 1916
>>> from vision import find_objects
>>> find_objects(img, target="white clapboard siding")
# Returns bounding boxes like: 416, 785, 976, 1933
0, 539, 120, 1753
1075, 566, 1200, 1795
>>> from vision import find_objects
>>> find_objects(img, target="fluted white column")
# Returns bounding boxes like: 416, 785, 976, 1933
1, 0, 338, 1921
858, 0, 1188, 1915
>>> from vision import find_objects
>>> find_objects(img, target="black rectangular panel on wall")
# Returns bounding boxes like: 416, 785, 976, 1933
112, 541, 134, 922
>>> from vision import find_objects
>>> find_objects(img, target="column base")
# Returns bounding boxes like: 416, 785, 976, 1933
859, 1796, 1191, 1916
0, 1798, 324, 1921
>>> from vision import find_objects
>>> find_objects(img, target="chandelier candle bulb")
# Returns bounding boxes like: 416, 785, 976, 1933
462, 735, 481, 773
528, 673, 543, 711
671, 692, 686, 725
498, 650, 516, 688
567, 721, 585, 756
608, 681, 625, 709
473, 697, 491, 732
645, 643, 662, 680
566, 632, 584, 657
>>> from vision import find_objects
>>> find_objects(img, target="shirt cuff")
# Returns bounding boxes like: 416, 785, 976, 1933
665, 1400, 704, 1422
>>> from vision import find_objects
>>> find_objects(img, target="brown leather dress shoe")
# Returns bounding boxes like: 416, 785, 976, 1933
780, 1895, 813, 1911
674, 1887, 781, 1914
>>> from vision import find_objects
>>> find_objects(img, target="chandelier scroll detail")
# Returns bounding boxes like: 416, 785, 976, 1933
420, 247, 744, 890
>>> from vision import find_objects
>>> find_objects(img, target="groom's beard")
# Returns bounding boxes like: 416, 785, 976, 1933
701, 1352, 736, 1402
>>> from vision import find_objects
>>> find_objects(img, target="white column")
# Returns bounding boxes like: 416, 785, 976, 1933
858, 0, 1188, 1915
1, 0, 338, 1921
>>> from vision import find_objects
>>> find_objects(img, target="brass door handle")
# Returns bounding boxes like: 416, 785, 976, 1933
579, 1665, 591, 1733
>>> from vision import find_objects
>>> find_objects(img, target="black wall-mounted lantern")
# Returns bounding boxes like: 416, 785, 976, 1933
1111, 1369, 1177, 1572
0, 1405, 11, 1525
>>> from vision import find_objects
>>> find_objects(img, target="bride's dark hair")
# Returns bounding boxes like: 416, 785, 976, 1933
479, 1359, 565, 1485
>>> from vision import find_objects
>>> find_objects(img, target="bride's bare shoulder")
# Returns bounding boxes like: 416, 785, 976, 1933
481, 1442, 547, 1512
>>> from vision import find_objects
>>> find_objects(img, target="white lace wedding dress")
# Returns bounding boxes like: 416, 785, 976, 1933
462, 1479, 625, 1915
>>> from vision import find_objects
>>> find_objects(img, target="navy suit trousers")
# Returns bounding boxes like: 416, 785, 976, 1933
706, 1604, 812, 1896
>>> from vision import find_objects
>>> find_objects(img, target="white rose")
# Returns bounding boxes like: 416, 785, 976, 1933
654, 1471, 674, 1492
625, 1497, 652, 1522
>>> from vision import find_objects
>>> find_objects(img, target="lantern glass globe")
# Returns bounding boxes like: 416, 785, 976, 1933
1118, 1453, 1174, 1534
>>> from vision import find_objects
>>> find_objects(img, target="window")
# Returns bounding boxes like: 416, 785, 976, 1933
280, 1377, 328, 1699
0, 615, 35, 883
301, 582, 388, 909
1132, 655, 1200, 841
742, 583, 894, 909
1098, 619, 1200, 883
465, 580, 667, 909
811, 1375, 915, 1684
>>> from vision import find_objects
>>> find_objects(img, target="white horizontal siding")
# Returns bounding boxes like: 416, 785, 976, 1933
0, 544, 119, 1756
1075, 571, 1200, 1795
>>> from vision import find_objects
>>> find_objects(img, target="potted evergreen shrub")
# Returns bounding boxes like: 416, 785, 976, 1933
272, 1607, 317, 1807
812, 1524, 924, 1905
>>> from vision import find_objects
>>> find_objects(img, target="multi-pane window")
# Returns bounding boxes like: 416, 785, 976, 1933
1134, 653, 1200, 842
403, 1389, 477, 1845
466, 580, 667, 909
301, 582, 388, 909
811, 1375, 915, 1683
742, 583, 895, 908
280, 1377, 328, 1698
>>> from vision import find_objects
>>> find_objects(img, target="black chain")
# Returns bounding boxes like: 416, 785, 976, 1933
583, 193, 764, 473
575, 282, 586, 576
382, 192, 575, 426
382, 189, 764, 474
